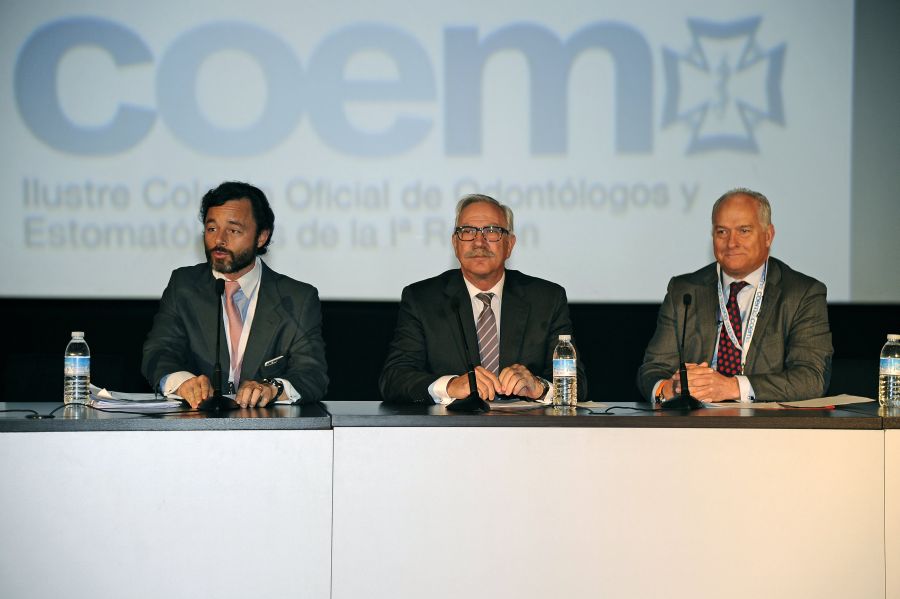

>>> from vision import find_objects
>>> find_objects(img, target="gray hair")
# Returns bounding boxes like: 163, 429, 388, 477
711, 187, 772, 228
454, 194, 515, 233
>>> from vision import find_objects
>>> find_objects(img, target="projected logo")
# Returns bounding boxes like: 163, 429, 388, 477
661, 17, 786, 153
13, 16, 786, 157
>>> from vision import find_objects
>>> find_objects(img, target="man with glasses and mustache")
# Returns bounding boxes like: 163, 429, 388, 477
142, 181, 328, 408
380, 194, 587, 403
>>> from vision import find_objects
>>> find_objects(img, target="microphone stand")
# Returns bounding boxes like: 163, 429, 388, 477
199, 278, 238, 412
660, 294, 704, 410
446, 297, 490, 412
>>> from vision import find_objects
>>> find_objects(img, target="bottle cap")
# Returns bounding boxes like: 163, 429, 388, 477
559, 334, 571, 341
888, 334, 900, 341
71, 331, 84, 337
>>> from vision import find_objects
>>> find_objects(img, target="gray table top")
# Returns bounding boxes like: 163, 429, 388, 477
322, 399, 887, 430
2, 399, 893, 432
0, 401, 331, 432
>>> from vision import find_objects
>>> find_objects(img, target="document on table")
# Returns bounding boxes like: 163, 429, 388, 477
485, 399, 608, 411
779, 394, 874, 408
89, 384, 184, 410
487, 397, 547, 411
699, 394, 875, 410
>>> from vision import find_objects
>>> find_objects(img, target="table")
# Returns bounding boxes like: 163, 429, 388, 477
2, 400, 897, 599
326, 401, 890, 599
0, 402, 333, 599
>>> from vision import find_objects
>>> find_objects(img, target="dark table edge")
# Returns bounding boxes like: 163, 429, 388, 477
326, 414, 882, 430
0, 417, 332, 432
1, 401, 891, 432
323, 401, 886, 430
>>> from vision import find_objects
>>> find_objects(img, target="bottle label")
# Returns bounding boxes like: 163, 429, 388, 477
553, 358, 576, 377
881, 357, 900, 376
64, 356, 90, 376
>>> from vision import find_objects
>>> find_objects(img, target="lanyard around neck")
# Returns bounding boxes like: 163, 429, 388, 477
716, 260, 767, 370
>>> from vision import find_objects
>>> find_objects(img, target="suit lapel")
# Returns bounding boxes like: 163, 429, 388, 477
744, 259, 781, 373
444, 272, 480, 367
499, 273, 528, 369
240, 263, 278, 382
694, 267, 720, 363
195, 270, 229, 370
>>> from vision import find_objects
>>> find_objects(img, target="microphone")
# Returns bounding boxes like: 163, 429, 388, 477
213, 278, 225, 396
660, 293, 704, 410
199, 278, 237, 412
446, 297, 489, 413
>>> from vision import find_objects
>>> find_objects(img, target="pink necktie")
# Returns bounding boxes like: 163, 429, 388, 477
224, 280, 244, 386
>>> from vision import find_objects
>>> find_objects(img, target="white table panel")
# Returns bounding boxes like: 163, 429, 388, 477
887, 430, 900, 599
333, 426, 884, 599
0, 430, 333, 599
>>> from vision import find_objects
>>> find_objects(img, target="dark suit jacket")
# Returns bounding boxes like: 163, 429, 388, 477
142, 262, 328, 403
637, 257, 833, 402
379, 269, 587, 403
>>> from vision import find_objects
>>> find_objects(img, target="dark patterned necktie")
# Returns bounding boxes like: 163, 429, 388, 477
716, 281, 749, 376
475, 293, 499, 375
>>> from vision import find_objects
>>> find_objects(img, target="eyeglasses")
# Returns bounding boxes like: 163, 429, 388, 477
454, 226, 509, 242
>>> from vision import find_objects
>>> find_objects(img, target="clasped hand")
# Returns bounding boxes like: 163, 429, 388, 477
670, 362, 740, 402
176, 375, 280, 409
447, 364, 543, 401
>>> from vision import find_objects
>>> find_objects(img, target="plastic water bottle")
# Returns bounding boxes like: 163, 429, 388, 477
552, 334, 577, 407
879, 333, 900, 408
64, 331, 90, 404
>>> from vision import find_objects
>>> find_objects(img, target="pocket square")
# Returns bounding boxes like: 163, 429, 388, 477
264, 355, 284, 368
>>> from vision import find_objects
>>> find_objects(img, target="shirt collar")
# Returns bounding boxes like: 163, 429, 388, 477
212, 256, 262, 297
462, 272, 505, 303
719, 260, 766, 291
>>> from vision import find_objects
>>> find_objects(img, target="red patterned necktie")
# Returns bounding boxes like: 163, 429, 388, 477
716, 281, 749, 376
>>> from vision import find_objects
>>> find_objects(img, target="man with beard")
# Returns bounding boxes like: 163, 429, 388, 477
380, 194, 587, 403
142, 181, 328, 408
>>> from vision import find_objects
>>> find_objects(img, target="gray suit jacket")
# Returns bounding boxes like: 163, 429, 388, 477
142, 262, 328, 403
379, 269, 587, 403
637, 258, 832, 402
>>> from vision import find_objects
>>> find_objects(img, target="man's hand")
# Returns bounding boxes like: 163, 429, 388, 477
447, 366, 504, 400
447, 364, 544, 401
176, 375, 213, 409
672, 362, 740, 402
235, 380, 280, 408
498, 364, 544, 399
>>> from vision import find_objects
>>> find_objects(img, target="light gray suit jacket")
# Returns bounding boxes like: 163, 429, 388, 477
142, 262, 328, 403
637, 258, 833, 402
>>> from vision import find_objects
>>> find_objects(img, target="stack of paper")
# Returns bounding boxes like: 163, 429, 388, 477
699, 394, 875, 409
89, 384, 183, 410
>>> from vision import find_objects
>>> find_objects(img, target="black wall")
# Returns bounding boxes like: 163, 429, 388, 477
4, 299, 895, 402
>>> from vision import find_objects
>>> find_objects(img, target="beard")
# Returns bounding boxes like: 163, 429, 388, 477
206, 244, 256, 274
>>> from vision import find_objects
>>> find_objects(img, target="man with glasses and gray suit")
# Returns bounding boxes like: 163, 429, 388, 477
380, 194, 587, 404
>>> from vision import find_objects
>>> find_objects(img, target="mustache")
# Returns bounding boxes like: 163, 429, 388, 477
207, 246, 234, 260
464, 249, 495, 258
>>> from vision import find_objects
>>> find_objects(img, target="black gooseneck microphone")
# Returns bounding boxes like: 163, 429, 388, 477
660, 293, 704, 410
446, 297, 489, 412
213, 278, 225, 396
199, 278, 236, 412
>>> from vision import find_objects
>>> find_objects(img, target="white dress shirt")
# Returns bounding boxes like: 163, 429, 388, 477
713, 263, 765, 403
